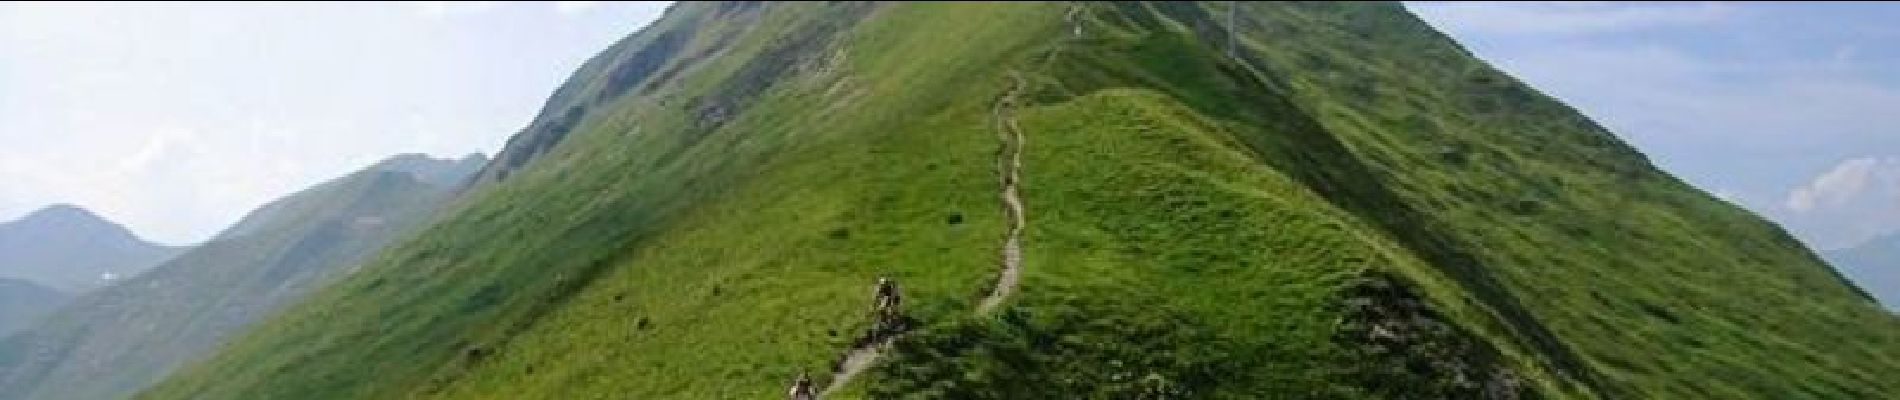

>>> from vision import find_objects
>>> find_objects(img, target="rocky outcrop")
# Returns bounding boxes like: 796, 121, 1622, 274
1337, 272, 1524, 399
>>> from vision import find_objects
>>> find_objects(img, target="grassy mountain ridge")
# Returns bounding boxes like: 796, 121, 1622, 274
0, 155, 480, 400
146, 2, 1900, 399
219, 153, 487, 241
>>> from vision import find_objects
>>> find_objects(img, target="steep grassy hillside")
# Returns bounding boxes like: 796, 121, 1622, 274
1827, 233, 1900, 311
147, 2, 1900, 399
0, 205, 182, 292
0, 279, 66, 337
0, 155, 481, 400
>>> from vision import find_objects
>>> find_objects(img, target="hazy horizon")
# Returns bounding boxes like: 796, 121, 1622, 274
0, 1, 671, 245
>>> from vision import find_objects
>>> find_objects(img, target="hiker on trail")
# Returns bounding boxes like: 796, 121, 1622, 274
872, 276, 903, 333
789, 371, 815, 400
874, 277, 901, 311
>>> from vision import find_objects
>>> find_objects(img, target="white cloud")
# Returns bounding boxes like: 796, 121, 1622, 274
118, 129, 184, 172
1409, 1, 1735, 35
1787, 157, 1898, 213
555, 1, 602, 15
1776, 157, 1900, 249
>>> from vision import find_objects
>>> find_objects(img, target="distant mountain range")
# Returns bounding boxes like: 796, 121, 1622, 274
1826, 233, 1900, 312
0, 153, 485, 400
0, 279, 66, 337
0, 205, 182, 292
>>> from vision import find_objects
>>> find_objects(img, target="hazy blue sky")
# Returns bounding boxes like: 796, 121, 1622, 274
1410, 1, 1900, 249
0, 1, 670, 244
0, 2, 1894, 250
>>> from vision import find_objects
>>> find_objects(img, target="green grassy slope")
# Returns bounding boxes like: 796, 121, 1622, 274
0, 155, 479, 400
1200, 3, 1898, 397
145, 2, 1900, 399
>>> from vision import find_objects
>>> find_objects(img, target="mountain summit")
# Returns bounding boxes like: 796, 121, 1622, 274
0, 204, 180, 292
145, 2, 1899, 399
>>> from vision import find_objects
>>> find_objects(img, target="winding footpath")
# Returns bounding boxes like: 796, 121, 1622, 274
819, 343, 881, 397
820, 72, 1031, 397
978, 71, 1029, 315
818, 71, 1032, 398
817, 4, 1077, 396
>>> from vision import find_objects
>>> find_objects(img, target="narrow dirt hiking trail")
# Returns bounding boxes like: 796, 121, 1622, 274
819, 342, 883, 397
977, 71, 1030, 315
818, 70, 1032, 398
820, 71, 1031, 397
817, 4, 1078, 396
